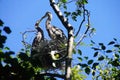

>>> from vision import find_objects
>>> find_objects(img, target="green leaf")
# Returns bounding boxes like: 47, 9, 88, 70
113, 38, 117, 41
0, 51, 4, 58
0, 43, 4, 48
114, 53, 119, 58
88, 59, 93, 65
5, 51, 15, 55
101, 45, 106, 50
79, 63, 88, 68
106, 50, 112, 53
21, 48, 25, 51
99, 43, 104, 46
108, 41, 115, 45
80, 42, 86, 46
3, 26, 12, 34
0, 19, 4, 26
85, 67, 90, 75
98, 56, 104, 61
0, 30, 2, 34
91, 40, 95, 44
78, 57, 83, 62
0, 49, 3, 52
92, 71, 95, 76
61, 0, 67, 3
4, 47, 10, 50
82, 0, 88, 4
72, 12, 77, 16
72, 16, 77, 21
18, 52, 29, 61
99, 43, 106, 50
94, 52, 98, 57
92, 47, 100, 50
84, 56, 88, 60
63, 4, 67, 9
73, 49, 76, 54
78, 49, 82, 55
92, 63, 99, 69
76, 9, 81, 15
64, 11, 71, 17
114, 44, 120, 48
0, 35, 7, 43
111, 59, 119, 67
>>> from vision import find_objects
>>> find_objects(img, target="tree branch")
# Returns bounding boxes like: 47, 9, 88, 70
22, 30, 36, 50
75, 9, 90, 47
75, 5, 86, 37
50, 0, 73, 30
39, 73, 65, 79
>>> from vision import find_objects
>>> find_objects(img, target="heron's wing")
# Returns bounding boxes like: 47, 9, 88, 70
52, 26, 67, 40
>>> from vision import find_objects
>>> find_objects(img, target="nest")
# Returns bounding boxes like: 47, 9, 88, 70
31, 39, 67, 69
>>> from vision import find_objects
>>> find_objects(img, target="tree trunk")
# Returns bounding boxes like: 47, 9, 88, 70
50, 0, 74, 80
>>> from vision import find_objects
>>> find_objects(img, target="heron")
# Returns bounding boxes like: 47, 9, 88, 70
39, 12, 68, 58
31, 20, 50, 67
32, 20, 44, 47
39, 12, 67, 43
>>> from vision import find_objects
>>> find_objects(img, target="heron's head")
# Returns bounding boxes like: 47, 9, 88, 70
36, 12, 52, 27
45, 12, 52, 20
40, 12, 52, 22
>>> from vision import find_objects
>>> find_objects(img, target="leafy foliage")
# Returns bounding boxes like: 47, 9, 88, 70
90, 39, 120, 80
71, 65, 86, 80
0, 20, 57, 80
58, 0, 88, 21
75, 38, 120, 80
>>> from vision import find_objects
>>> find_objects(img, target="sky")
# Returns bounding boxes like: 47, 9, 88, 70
0, 0, 120, 79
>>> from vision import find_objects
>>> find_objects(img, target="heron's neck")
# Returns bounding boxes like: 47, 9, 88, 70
46, 18, 52, 29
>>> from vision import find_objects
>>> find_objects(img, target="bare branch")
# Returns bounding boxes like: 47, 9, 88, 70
75, 5, 86, 37
22, 30, 36, 50
75, 9, 90, 47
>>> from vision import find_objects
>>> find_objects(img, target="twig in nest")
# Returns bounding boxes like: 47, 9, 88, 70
22, 30, 36, 50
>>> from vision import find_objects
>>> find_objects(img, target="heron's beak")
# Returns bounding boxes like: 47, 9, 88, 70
35, 14, 47, 28
39, 13, 48, 22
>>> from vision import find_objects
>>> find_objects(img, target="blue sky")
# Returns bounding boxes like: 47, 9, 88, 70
0, 0, 120, 51
88, 0, 120, 43
0, 0, 120, 79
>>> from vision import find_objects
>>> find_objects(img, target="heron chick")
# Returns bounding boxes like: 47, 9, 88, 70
49, 50, 62, 68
